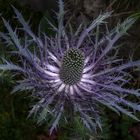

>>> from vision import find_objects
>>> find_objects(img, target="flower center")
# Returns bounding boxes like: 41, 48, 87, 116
59, 48, 84, 85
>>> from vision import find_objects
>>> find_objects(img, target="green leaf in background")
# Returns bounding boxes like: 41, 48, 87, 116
39, 11, 56, 36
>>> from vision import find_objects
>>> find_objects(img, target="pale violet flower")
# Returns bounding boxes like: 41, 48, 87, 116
0, 0, 140, 133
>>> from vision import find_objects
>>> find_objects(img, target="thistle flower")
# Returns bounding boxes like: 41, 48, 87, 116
0, 0, 140, 133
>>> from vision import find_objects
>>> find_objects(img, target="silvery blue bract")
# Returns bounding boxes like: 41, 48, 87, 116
0, 0, 140, 133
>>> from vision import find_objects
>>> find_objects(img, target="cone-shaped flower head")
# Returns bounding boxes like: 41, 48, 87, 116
0, 0, 140, 133
59, 48, 84, 85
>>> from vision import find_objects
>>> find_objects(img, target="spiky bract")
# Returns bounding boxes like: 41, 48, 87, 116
0, 0, 140, 133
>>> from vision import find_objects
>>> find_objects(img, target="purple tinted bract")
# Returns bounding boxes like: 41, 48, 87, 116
0, 0, 140, 133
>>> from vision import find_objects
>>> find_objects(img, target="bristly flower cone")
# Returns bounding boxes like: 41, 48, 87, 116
59, 48, 84, 85
1, 0, 140, 134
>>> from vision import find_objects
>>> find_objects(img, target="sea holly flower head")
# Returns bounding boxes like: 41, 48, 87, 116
0, 0, 140, 133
